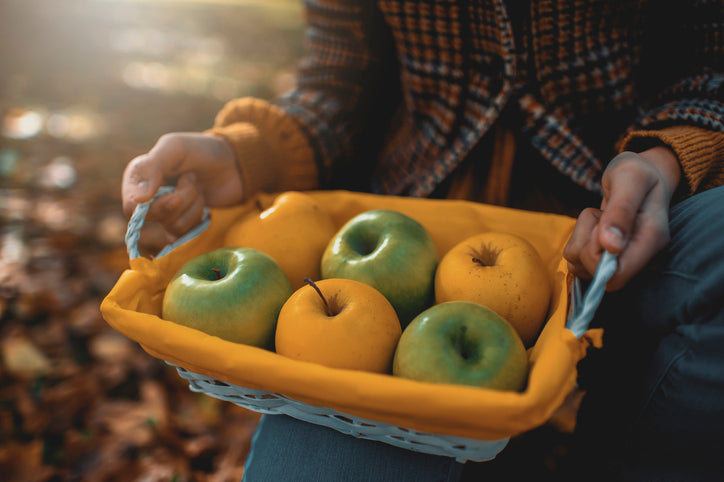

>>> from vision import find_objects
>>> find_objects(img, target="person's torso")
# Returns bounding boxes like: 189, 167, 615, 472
370, 0, 646, 200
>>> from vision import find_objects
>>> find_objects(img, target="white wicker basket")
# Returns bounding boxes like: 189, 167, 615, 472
172, 363, 510, 462
122, 188, 616, 464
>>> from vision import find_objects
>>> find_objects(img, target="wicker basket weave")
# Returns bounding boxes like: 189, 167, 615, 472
172, 363, 510, 462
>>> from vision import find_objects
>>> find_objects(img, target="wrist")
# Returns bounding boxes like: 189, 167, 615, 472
637, 146, 681, 201
206, 123, 270, 201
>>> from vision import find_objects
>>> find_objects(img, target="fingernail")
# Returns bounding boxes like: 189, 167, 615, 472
605, 226, 625, 250
132, 181, 150, 202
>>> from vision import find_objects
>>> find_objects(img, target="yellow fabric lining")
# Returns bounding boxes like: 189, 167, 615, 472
101, 190, 590, 441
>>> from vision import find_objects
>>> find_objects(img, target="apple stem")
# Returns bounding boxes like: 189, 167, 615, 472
304, 277, 334, 317
255, 199, 264, 212
212, 268, 222, 280
470, 244, 501, 267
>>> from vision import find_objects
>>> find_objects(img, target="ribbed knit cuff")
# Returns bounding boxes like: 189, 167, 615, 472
206, 97, 318, 201
618, 125, 724, 198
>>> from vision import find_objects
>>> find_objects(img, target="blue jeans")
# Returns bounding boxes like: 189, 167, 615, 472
572, 184, 724, 481
242, 414, 464, 481
241, 186, 724, 482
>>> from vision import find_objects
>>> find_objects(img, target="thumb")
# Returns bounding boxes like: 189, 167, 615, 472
122, 154, 164, 215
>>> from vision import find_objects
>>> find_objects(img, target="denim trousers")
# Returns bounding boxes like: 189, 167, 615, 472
241, 186, 724, 482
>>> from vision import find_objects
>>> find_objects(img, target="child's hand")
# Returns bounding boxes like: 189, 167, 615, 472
122, 132, 242, 238
564, 146, 681, 291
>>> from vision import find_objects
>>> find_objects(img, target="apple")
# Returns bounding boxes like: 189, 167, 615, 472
434, 232, 551, 347
162, 247, 293, 348
224, 191, 338, 290
320, 209, 439, 327
275, 278, 402, 372
392, 301, 528, 391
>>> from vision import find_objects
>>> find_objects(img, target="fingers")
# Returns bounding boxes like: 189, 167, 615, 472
122, 153, 164, 218
596, 153, 669, 290
122, 132, 242, 218
605, 210, 669, 291
563, 207, 602, 280
145, 172, 208, 238
121, 133, 197, 218
598, 153, 657, 255
565, 151, 674, 291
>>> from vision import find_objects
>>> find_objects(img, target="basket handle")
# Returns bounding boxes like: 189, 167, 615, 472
125, 185, 210, 260
566, 250, 618, 338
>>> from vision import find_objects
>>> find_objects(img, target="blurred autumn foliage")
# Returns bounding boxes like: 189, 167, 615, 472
0, 0, 303, 480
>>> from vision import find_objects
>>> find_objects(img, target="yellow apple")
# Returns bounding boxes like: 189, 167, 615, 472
434, 232, 552, 347
224, 191, 337, 290
275, 278, 402, 373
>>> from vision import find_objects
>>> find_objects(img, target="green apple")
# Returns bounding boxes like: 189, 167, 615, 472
392, 301, 528, 391
162, 247, 293, 349
320, 209, 439, 327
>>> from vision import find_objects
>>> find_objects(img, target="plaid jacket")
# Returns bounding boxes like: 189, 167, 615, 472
270, 0, 724, 198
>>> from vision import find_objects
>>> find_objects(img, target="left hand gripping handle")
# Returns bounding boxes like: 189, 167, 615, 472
125, 186, 210, 260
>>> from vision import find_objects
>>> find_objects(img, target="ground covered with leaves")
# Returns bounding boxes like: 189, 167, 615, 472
1, 1, 302, 480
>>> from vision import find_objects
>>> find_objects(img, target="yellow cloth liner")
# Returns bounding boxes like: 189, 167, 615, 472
101, 190, 597, 441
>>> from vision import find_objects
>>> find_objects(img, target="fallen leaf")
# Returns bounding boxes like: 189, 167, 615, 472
0, 440, 57, 482
89, 330, 135, 363
91, 380, 169, 447
1, 333, 53, 379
